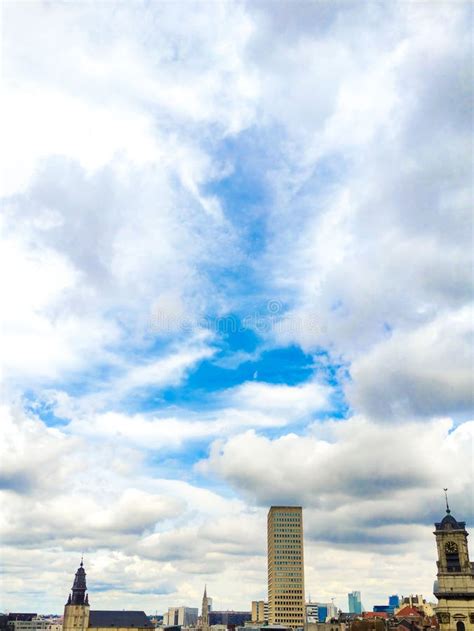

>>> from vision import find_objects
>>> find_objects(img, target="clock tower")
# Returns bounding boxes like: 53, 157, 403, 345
433, 501, 474, 631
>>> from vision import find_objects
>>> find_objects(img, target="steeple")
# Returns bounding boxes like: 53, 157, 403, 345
66, 559, 89, 605
443, 488, 451, 514
201, 585, 209, 631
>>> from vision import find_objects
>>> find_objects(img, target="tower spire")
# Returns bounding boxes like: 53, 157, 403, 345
66, 559, 89, 605
443, 488, 451, 514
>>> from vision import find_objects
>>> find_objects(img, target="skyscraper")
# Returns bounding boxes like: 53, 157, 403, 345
348, 591, 362, 614
267, 506, 305, 628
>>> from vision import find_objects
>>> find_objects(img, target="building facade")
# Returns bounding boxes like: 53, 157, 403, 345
433, 508, 474, 631
267, 506, 305, 628
163, 608, 198, 627
251, 602, 268, 624
208, 612, 251, 627
348, 593, 362, 615
7, 619, 61, 631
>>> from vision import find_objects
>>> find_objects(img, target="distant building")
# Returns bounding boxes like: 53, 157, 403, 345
306, 604, 319, 624
267, 506, 305, 628
348, 594, 362, 615
307, 604, 338, 624
251, 602, 268, 624
305, 623, 343, 631
63, 560, 152, 631
396, 596, 434, 617
7, 618, 61, 631
208, 612, 251, 627
362, 613, 388, 620
163, 608, 199, 627
389, 597, 400, 611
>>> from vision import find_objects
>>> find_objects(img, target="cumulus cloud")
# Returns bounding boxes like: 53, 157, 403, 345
349, 307, 474, 420
0, 0, 471, 616
201, 417, 474, 537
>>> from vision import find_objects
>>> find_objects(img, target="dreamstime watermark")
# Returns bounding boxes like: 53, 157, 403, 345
149, 300, 324, 336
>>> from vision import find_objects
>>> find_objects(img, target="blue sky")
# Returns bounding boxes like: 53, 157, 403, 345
0, 0, 472, 616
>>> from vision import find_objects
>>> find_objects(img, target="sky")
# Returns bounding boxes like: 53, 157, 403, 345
0, 0, 473, 616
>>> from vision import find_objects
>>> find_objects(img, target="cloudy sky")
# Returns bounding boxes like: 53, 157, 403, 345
1, 0, 473, 616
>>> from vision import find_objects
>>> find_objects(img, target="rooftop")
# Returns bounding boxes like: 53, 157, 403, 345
89, 611, 152, 628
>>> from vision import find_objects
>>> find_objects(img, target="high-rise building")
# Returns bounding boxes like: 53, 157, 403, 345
433, 504, 474, 631
348, 592, 362, 615
267, 506, 305, 628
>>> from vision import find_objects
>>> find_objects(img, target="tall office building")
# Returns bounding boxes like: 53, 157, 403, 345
348, 591, 362, 614
267, 506, 305, 628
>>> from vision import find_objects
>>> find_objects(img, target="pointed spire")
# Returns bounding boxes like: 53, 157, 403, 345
443, 488, 451, 514
66, 559, 89, 606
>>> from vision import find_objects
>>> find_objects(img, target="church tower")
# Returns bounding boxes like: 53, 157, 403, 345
63, 560, 90, 631
201, 586, 210, 631
433, 496, 474, 631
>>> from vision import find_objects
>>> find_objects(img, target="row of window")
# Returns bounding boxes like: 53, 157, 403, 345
275, 596, 303, 601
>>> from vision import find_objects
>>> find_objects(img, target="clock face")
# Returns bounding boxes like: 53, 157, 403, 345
445, 541, 458, 553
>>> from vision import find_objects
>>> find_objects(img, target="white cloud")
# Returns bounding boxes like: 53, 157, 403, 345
201, 416, 474, 523
349, 307, 474, 419
225, 379, 331, 419
0, 0, 471, 616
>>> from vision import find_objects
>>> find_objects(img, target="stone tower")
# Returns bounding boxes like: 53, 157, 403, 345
433, 501, 474, 631
201, 586, 209, 631
63, 560, 90, 631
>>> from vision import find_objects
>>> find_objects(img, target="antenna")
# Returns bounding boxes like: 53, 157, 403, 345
443, 488, 451, 514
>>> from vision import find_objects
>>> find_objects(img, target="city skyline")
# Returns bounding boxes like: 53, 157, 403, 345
1, 501, 470, 615
1, 0, 472, 615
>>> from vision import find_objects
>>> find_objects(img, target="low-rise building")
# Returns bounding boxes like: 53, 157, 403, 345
8, 617, 62, 631
163, 608, 199, 627
209, 612, 251, 627
251, 602, 268, 624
